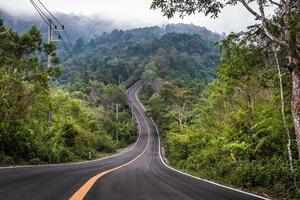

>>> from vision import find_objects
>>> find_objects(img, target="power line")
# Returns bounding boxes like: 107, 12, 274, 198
60, 32, 88, 72
58, 33, 89, 83
63, 30, 89, 80
29, 3, 77, 67
30, 0, 89, 82
30, 0, 49, 25
63, 31, 83, 65
34, 0, 84, 67
55, 31, 81, 67
36, 0, 64, 27
30, 0, 91, 124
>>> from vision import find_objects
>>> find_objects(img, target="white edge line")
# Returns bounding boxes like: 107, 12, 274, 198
131, 83, 270, 200
133, 82, 269, 200
0, 87, 142, 170
134, 86, 146, 111
149, 117, 270, 200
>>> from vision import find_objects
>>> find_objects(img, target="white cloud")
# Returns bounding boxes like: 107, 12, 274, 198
0, 0, 260, 34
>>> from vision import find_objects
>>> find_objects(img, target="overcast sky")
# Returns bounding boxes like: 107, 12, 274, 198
0, 0, 258, 34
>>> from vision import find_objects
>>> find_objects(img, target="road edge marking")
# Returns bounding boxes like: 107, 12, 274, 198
149, 117, 270, 200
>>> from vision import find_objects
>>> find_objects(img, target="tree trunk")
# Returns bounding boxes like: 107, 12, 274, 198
274, 48, 294, 171
291, 68, 300, 158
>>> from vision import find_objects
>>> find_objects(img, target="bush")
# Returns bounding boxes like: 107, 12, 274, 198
0, 152, 14, 166
96, 134, 117, 153
62, 123, 79, 147
73, 145, 96, 159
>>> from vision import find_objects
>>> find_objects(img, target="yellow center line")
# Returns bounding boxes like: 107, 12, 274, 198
69, 90, 151, 200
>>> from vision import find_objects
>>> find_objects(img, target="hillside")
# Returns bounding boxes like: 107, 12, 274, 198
60, 27, 220, 91
165, 23, 225, 41
0, 13, 220, 165
0, 19, 136, 165
138, 34, 300, 200
0, 0, 300, 199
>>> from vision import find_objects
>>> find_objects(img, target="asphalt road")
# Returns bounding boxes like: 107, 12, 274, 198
0, 81, 268, 200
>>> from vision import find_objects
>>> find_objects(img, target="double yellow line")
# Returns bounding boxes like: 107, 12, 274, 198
69, 87, 151, 200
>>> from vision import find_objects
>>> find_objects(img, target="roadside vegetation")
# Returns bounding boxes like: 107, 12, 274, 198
2, 3, 298, 198
142, 0, 300, 198
140, 35, 300, 199
0, 20, 136, 166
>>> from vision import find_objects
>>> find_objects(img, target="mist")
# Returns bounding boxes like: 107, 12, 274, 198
0, 0, 256, 34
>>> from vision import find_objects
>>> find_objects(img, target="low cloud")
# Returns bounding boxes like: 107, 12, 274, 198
0, 0, 257, 34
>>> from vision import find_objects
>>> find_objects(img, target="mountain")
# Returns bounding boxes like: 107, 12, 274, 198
59, 26, 220, 87
164, 23, 225, 41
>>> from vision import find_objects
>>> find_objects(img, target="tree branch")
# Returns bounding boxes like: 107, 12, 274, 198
262, 24, 288, 46
239, 0, 288, 46
269, 0, 283, 8
238, 0, 283, 29
260, 0, 288, 46
239, 0, 261, 19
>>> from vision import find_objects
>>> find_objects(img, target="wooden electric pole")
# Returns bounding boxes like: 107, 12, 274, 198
114, 74, 122, 144
115, 103, 120, 145
47, 19, 63, 124
47, 18, 53, 124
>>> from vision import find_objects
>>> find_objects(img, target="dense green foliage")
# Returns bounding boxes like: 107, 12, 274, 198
2, 2, 298, 198
60, 27, 220, 89
0, 15, 220, 166
141, 36, 300, 198
0, 20, 136, 165
3, 8, 294, 198
1, 7, 296, 198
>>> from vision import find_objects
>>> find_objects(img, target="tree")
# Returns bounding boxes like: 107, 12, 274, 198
74, 38, 85, 53
62, 123, 79, 147
151, 0, 300, 158
0, 22, 55, 161
141, 61, 158, 85
273, 46, 296, 187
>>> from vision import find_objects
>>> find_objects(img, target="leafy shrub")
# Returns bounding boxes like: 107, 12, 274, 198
62, 123, 79, 147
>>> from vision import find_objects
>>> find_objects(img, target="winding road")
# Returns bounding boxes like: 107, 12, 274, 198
0, 81, 268, 200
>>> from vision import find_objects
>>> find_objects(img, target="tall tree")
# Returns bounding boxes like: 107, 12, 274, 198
151, 0, 300, 158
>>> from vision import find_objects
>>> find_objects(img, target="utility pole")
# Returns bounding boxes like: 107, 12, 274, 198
115, 103, 120, 145
131, 105, 134, 122
46, 19, 63, 124
47, 18, 53, 124
114, 74, 122, 144
127, 99, 134, 122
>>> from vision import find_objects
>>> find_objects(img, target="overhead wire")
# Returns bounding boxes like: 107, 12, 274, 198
30, 0, 89, 81
63, 30, 90, 81
63, 31, 84, 65
30, 0, 49, 25
34, 0, 88, 72
36, 0, 64, 27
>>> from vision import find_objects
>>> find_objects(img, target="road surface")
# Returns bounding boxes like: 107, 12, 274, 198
0, 81, 268, 200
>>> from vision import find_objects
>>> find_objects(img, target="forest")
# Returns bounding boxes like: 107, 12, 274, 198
140, 35, 299, 198
60, 27, 220, 88
61, 17, 300, 199
0, 19, 136, 165
1, 1, 299, 198
0, 16, 220, 165
139, 0, 300, 198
